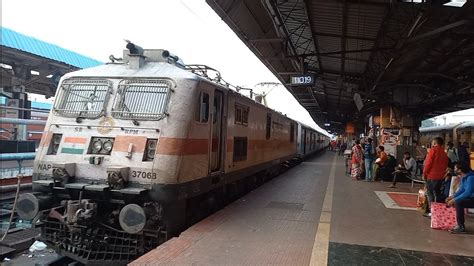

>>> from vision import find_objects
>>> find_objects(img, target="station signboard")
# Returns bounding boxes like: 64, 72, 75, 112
5, 99, 19, 118
290, 74, 315, 86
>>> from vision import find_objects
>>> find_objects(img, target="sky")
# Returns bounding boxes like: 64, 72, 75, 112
2, 0, 330, 134
2, 0, 472, 134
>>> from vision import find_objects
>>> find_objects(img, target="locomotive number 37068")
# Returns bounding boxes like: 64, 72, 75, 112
131, 171, 157, 179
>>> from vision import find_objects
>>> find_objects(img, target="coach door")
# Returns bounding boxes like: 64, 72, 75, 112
303, 129, 307, 155
210, 90, 224, 172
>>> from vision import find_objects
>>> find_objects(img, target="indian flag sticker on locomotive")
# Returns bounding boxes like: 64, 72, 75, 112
61, 137, 87, 154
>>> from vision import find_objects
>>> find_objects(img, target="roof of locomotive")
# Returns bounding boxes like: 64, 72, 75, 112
58, 48, 329, 137
61, 61, 198, 80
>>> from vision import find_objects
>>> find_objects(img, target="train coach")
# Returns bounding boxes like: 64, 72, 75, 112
15, 45, 329, 264
419, 121, 473, 149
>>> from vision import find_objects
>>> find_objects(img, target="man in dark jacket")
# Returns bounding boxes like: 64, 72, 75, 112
446, 161, 474, 234
363, 138, 375, 182
423, 137, 449, 217
458, 142, 470, 165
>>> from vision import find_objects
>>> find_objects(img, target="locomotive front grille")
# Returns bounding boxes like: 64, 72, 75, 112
112, 79, 172, 120
41, 218, 167, 264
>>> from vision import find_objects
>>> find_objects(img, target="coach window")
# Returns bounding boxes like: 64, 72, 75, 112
266, 114, 272, 140
235, 104, 249, 126
195, 92, 209, 123
290, 123, 295, 142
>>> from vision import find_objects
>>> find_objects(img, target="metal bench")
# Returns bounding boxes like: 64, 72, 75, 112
409, 164, 426, 188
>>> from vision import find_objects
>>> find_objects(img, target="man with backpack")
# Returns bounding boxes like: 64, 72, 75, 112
364, 138, 376, 182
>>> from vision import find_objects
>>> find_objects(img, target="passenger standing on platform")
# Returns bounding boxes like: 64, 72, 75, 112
458, 142, 470, 165
351, 140, 363, 180
422, 137, 449, 217
446, 161, 474, 234
339, 142, 347, 156
350, 138, 355, 148
446, 142, 459, 169
363, 138, 375, 182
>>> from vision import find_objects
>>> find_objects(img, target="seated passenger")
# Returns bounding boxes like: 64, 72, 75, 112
376, 146, 388, 166
446, 161, 474, 234
374, 146, 388, 180
380, 154, 397, 182
389, 151, 416, 188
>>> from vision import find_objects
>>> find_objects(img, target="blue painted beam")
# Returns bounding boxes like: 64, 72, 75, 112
0, 152, 36, 161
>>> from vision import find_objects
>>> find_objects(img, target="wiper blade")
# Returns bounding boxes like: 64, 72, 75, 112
122, 103, 140, 126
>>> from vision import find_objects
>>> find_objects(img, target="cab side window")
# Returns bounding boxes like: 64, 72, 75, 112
266, 114, 272, 139
195, 92, 209, 123
235, 104, 249, 126
290, 123, 295, 142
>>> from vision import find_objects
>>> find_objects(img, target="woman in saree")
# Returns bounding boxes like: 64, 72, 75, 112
351, 139, 364, 180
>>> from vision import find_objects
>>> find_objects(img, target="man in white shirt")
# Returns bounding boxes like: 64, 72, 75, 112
389, 151, 417, 188
446, 142, 458, 168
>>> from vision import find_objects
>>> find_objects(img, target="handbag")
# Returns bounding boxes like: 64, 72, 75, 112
417, 188, 426, 208
430, 202, 457, 230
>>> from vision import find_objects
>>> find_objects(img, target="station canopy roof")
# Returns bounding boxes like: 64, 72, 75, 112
1, 27, 102, 97
207, 0, 474, 133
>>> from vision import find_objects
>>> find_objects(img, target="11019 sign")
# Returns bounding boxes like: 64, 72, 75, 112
290, 74, 315, 86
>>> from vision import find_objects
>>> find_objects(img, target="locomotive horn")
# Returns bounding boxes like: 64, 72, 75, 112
125, 40, 144, 55
162, 50, 179, 62
119, 204, 147, 234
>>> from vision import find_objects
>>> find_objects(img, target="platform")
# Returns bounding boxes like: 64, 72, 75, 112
132, 153, 474, 265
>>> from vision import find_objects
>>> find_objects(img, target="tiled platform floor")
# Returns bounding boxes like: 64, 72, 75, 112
131, 152, 474, 265
329, 242, 474, 265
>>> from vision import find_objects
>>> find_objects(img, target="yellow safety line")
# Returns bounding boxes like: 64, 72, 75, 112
310, 154, 337, 266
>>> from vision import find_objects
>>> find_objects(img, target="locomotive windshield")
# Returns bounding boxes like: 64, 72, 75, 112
112, 79, 172, 120
53, 78, 112, 118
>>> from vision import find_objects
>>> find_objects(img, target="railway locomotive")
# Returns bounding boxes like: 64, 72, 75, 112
16, 44, 329, 264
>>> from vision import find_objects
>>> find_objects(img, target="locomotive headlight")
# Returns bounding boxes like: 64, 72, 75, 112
148, 140, 157, 150
147, 149, 155, 160
88, 137, 114, 155
143, 139, 157, 161
147, 140, 157, 159
103, 140, 113, 153
92, 139, 103, 153
48, 134, 63, 155
53, 134, 62, 144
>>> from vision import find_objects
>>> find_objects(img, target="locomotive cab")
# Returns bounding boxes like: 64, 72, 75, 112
17, 47, 212, 263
